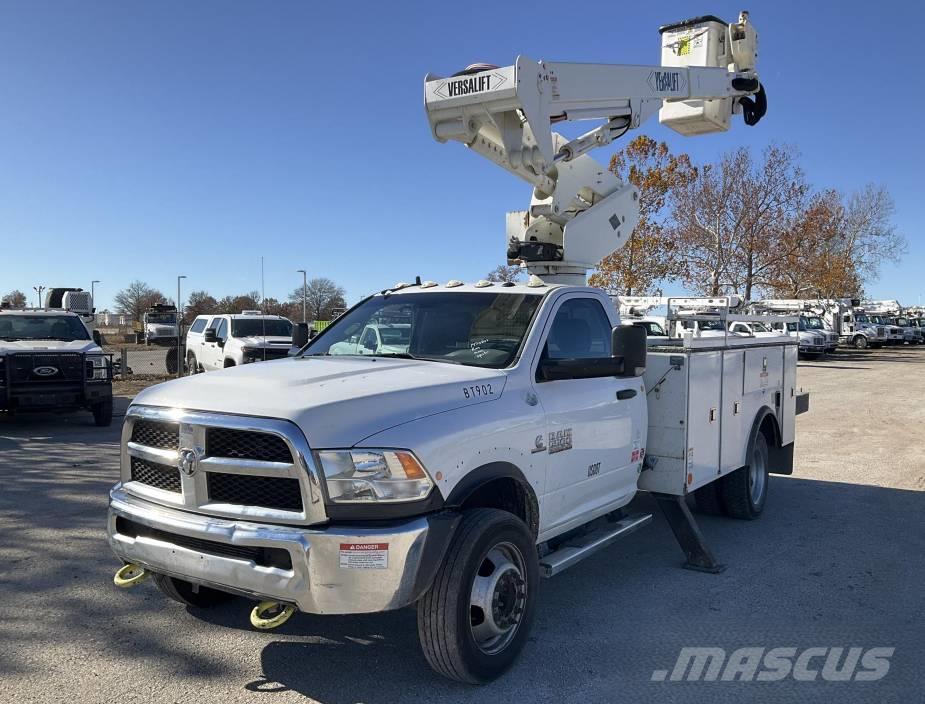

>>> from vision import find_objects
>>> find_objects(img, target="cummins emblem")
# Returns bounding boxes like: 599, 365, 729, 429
646, 69, 686, 94
33, 366, 59, 377
433, 72, 507, 99
177, 448, 198, 477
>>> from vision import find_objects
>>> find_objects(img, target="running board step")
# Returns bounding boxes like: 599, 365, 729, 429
539, 513, 653, 578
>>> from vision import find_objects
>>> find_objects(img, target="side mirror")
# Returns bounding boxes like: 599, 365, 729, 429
613, 325, 646, 377
291, 322, 309, 349
92, 329, 103, 346
204, 328, 217, 343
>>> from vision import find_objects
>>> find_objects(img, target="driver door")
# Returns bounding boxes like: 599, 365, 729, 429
532, 296, 643, 534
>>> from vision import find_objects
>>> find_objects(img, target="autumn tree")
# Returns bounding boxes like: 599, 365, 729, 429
114, 281, 167, 322
589, 135, 696, 295
486, 264, 526, 283
288, 278, 346, 321
217, 291, 262, 313
1, 290, 27, 308
764, 185, 903, 299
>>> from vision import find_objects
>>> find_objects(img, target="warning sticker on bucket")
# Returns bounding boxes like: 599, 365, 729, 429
339, 543, 389, 570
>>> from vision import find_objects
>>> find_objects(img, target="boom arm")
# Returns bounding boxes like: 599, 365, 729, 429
424, 12, 763, 283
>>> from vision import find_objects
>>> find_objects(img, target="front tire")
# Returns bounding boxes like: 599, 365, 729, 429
720, 431, 769, 520
153, 573, 234, 608
186, 352, 199, 375
853, 335, 868, 350
92, 398, 113, 427
417, 508, 538, 684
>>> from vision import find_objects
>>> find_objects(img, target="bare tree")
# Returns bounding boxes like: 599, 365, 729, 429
184, 290, 219, 322
114, 281, 167, 322
671, 145, 808, 302
1, 290, 27, 308
289, 278, 346, 321
486, 264, 526, 283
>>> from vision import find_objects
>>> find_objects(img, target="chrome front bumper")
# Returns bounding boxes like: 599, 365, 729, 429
108, 487, 455, 614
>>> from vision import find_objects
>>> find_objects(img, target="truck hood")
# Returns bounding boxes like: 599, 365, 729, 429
133, 356, 507, 447
0, 339, 100, 354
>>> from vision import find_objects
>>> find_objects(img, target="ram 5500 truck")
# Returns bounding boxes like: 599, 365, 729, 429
107, 11, 795, 683
108, 283, 806, 682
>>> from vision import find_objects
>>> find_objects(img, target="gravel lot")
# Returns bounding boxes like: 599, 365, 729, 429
1, 347, 922, 703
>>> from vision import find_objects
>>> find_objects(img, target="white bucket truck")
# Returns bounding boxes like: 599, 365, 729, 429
107, 12, 806, 683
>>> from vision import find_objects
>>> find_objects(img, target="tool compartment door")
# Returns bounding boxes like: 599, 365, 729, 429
720, 349, 746, 474
685, 351, 722, 491
781, 344, 798, 445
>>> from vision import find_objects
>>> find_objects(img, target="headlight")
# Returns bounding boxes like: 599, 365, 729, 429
86, 354, 110, 381
316, 449, 434, 503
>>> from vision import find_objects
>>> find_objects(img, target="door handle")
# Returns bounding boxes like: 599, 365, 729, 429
616, 389, 637, 400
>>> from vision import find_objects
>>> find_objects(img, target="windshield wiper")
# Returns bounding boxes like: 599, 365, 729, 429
0, 336, 23, 341
373, 353, 462, 365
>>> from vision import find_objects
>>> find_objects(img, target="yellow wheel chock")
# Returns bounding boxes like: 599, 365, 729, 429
250, 600, 297, 630
113, 563, 149, 588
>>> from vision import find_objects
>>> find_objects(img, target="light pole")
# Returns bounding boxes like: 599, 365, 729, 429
33, 285, 45, 308
177, 275, 186, 378
297, 269, 307, 323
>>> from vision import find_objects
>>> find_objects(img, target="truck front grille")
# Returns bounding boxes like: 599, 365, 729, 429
8, 352, 84, 384
115, 517, 292, 570
131, 420, 179, 450
123, 407, 324, 524
207, 472, 303, 511
130, 457, 181, 493
206, 427, 292, 463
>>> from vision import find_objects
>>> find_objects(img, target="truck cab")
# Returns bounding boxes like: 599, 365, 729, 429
0, 308, 112, 425
185, 312, 293, 372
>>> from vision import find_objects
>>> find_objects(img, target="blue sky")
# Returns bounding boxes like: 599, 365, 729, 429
2, 0, 923, 311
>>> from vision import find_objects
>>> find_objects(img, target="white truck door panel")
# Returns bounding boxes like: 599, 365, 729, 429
532, 295, 640, 534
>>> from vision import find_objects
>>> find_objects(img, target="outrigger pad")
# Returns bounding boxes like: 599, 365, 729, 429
651, 492, 726, 574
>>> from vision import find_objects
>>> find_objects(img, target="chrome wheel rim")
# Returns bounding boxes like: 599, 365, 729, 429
469, 541, 527, 655
749, 443, 767, 505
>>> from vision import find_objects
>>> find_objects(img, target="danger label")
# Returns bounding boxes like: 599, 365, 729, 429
339, 543, 389, 570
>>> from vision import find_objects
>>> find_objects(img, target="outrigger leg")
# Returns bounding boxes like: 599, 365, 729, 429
651, 493, 725, 574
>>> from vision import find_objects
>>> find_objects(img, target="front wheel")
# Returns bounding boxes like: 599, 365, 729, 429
417, 508, 538, 684
853, 335, 868, 350
186, 352, 199, 375
92, 398, 113, 427
720, 432, 769, 520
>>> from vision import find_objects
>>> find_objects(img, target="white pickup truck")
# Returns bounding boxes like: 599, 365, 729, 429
107, 282, 806, 682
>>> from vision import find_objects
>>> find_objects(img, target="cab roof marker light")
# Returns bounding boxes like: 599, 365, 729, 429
446, 280, 464, 288
526, 275, 546, 288
420, 280, 438, 288
474, 280, 493, 288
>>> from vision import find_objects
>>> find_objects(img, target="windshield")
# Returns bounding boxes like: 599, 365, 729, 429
232, 318, 293, 337
803, 316, 825, 330
0, 315, 90, 341
870, 315, 885, 324
304, 291, 543, 368
750, 322, 770, 333
147, 313, 177, 324
855, 314, 869, 323
895, 317, 909, 326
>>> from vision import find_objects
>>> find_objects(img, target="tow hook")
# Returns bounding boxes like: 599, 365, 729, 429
250, 600, 297, 630
113, 563, 149, 588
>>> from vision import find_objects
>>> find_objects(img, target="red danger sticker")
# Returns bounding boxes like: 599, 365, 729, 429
339, 543, 389, 570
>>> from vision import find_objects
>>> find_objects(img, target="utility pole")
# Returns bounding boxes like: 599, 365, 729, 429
177, 275, 186, 378
33, 285, 45, 308
297, 269, 307, 323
